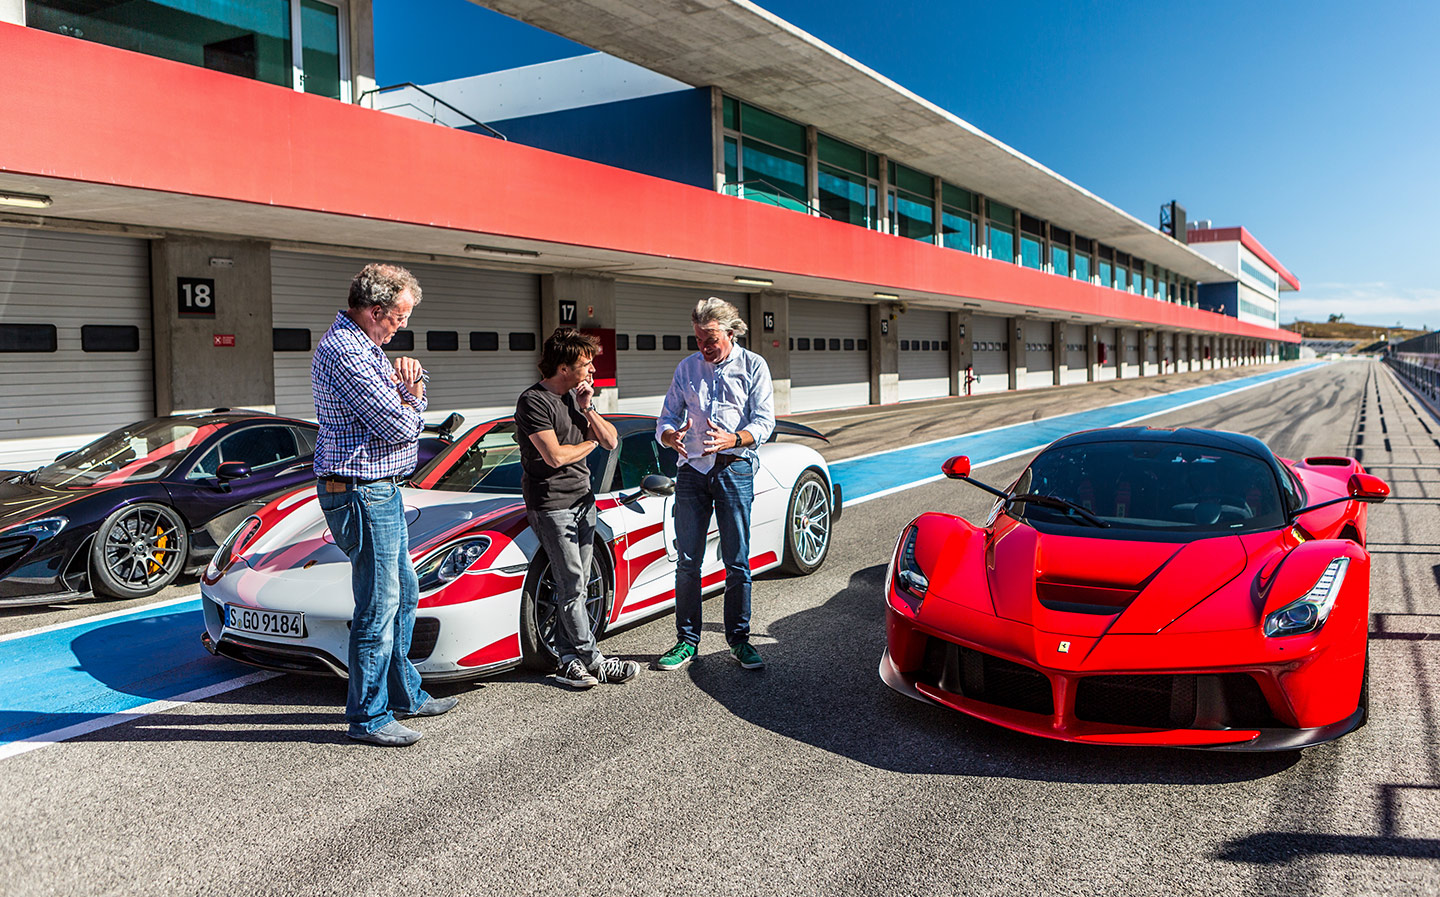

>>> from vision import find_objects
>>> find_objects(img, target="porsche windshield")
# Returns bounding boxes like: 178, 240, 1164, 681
32, 420, 216, 487
1010, 440, 1286, 537
427, 421, 609, 495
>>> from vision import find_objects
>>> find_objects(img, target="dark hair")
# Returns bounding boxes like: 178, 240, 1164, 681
348, 263, 422, 312
538, 327, 601, 378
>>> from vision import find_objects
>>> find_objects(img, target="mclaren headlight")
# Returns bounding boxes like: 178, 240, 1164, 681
3, 516, 67, 544
894, 526, 929, 603
1264, 557, 1350, 637
416, 537, 491, 591
204, 515, 262, 583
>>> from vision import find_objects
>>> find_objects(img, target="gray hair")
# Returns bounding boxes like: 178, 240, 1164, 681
348, 263, 422, 312
691, 296, 748, 337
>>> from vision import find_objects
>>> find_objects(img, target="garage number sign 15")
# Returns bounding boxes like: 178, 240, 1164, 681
178, 277, 217, 317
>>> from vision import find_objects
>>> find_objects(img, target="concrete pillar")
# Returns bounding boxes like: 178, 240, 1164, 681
1115, 329, 1128, 380
0, 1, 23, 25
348, 0, 376, 103
869, 302, 899, 404
949, 312, 974, 396
1053, 321, 1067, 386
150, 237, 274, 416
749, 290, 791, 414
1086, 325, 1100, 382
1137, 329, 1151, 377
1008, 318, 1025, 391
805, 126, 820, 214
540, 273, 618, 413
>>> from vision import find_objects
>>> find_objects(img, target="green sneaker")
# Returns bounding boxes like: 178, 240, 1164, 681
730, 641, 765, 670
655, 641, 697, 671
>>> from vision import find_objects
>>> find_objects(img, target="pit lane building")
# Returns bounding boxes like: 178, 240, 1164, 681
0, 0, 1300, 468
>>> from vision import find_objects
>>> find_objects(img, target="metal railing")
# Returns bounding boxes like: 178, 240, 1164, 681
722, 179, 831, 219
357, 82, 508, 141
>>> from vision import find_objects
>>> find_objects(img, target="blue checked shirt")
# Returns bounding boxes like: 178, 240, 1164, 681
656, 346, 775, 474
312, 311, 427, 479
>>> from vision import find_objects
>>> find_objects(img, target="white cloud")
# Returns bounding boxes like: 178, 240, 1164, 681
1282, 283, 1440, 330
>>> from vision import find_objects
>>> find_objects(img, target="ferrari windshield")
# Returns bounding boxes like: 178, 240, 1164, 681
427, 421, 610, 495
32, 420, 218, 487
1009, 440, 1286, 537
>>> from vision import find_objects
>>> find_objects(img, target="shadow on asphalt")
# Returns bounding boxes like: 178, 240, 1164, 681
691, 563, 1302, 785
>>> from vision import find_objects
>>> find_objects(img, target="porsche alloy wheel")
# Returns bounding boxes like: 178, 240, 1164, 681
91, 502, 189, 598
781, 470, 832, 575
519, 546, 612, 671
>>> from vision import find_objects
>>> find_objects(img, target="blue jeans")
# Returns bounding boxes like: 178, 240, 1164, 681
317, 480, 431, 735
674, 457, 754, 647
526, 500, 601, 669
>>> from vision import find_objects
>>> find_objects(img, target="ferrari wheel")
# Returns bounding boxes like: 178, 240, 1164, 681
90, 502, 189, 598
780, 469, 832, 575
519, 545, 612, 671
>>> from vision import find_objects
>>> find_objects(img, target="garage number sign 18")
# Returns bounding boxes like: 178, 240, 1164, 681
178, 277, 216, 317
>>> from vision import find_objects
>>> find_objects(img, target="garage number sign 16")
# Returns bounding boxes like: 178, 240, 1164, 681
178, 277, 217, 317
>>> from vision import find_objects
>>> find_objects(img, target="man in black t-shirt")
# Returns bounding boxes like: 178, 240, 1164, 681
515, 328, 636, 688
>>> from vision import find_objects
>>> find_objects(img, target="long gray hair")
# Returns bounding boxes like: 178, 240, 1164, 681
691, 296, 748, 337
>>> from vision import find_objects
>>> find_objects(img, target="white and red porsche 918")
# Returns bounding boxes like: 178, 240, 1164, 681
200, 415, 839, 680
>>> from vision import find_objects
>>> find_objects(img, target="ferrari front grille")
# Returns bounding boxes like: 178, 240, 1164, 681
1074, 673, 1282, 729
920, 637, 1054, 715
409, 616, 440, 662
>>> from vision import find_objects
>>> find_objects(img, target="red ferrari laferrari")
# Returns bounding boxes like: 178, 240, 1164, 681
880, 427, 1389, 751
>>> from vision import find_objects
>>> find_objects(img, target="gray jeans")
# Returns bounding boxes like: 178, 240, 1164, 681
526, 501, 601, 669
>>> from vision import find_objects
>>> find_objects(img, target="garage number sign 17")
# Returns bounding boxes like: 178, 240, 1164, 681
178, 277, 216, 317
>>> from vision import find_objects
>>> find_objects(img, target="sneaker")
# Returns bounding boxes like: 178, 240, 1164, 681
655, 641, 697, 671
347, 720, 423, 747
594, 657, 640, 684
556, 658, 598, 689
730, 641, 765, 670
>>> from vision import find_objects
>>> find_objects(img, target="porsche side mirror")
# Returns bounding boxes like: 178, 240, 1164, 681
216, 461, 252, 481
641, 474, 675, 497
1348, 472, 1390, 502
942, 456, 971, 479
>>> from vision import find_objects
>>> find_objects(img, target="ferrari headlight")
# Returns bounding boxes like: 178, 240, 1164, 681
3, 516, 67, 543
205, 516, 262, 583
1264, 557, 1350, 637
416, 537, 491, 590
895, 526, 929, 601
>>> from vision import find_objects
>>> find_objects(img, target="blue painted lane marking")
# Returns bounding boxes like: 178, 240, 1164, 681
831, 363, 1324, 503
0, 362, 1325, 751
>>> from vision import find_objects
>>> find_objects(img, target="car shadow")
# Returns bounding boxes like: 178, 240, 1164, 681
688, 563, 1302, 785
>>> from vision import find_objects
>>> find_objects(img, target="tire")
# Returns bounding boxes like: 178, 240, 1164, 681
780, 469, 832, 575
518, 544, 612, 671
90, 502, 189, 598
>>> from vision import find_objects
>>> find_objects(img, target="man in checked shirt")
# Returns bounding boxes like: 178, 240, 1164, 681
312, 263, 458, 747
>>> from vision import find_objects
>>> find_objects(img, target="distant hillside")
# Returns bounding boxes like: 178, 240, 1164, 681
1284, 321, 1426, 342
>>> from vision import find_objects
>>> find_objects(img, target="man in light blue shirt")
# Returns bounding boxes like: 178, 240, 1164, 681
654, 297, 775, 671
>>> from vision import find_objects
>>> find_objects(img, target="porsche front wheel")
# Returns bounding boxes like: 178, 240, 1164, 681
519, 546, 612, 671
780, 469, 832, 575
91, 503, 189, 598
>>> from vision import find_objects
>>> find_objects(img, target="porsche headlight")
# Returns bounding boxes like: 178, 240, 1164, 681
1264, 557, 1350, 637
416, 537, 491, 590
3, 516, 67, 543
894, 526, 929, 602
205, 515, 262, 583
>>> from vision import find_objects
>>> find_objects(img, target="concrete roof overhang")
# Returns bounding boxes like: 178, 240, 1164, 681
474, 0, 1237, 284
0, 25, 1293, 343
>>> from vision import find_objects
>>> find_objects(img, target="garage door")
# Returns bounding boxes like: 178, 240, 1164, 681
1144, 332, 1159, 375
1095, 326, 1117, 381
272, 252, 539, 424
614, 284, 748, 414
969, 314, 1009, 395
898, 308, 950, 401
789, 298, 870, 412
1120, 330, 1139, 378
0, 227, 153, 469
1065, 336, 1088, 384
1022, 320, 1053, 389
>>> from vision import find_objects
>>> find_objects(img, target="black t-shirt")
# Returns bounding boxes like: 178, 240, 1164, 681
515, 382, 592, 511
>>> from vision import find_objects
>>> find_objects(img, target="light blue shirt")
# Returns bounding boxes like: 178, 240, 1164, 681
656, 346, 775, 474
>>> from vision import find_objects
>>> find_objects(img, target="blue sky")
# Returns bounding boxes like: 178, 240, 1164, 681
374, 0, 1439, 329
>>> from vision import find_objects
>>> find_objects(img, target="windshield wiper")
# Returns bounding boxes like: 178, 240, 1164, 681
1007, 493, 1110, 528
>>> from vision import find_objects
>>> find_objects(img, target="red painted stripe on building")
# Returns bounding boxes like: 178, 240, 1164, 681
0, 27, 1296, 344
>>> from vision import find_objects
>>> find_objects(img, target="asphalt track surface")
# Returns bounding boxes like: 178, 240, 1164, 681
3, 360, 1438, 896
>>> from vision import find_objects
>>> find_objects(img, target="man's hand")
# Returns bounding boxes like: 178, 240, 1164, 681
664, 419, 692, 460
393, 357, 425, 398
703, 427, 741, 455
574, 376, 595, 410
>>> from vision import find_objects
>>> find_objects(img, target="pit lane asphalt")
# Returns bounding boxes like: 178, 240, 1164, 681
3, 360, 1437, 896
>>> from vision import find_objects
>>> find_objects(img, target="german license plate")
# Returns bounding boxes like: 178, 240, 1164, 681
224, 604, 304, 638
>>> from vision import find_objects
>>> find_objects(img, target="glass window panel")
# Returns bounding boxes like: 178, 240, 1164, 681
739, 103, 805, 153
723, 95, 738, 130
988, 223, 1014, 263
1157, 280, 1167, 302
1098, 260, 1112, 287
301, 0, 341, 99
1051, 246, 1070, 277
941, 208, 974, 252
818, 163, 876, 228
1020, 235, 1043, 270
817, 134, 866, 175
890, 190, 934, 242
1114, 266, 1127, 291
26, 0, 293, 88
891, 163, 933, 198
942, 183, 975, 211
723, 136, 739, 194
986, 200, 1015, 223
740, 141, 808, 212
1075, 254, 1091, 281
1145, 276, 1155, 298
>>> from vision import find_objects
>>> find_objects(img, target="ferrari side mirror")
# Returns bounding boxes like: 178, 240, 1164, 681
1347, 472, 1390, 502
941, 456, 971, 479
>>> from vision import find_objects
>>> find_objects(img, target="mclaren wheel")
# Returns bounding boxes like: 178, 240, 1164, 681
90, 502, 189, 598
519, 545, 612, 671
780, 469, 832, 575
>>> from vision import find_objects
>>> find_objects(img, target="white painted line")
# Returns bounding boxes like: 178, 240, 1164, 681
0, 670, 280, 761
0, 592, 202, 643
